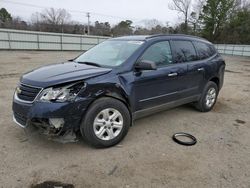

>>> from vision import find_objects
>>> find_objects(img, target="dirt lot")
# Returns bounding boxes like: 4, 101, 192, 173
0, 51, 249, 188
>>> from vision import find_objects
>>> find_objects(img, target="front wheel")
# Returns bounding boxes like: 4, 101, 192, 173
81, 97, 131, 148
195, 81, 218, 112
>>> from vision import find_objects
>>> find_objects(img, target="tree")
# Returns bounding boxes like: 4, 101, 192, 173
31, 8, 71, 32
112, 20, 133, 36
199, 0, 236, 42
134, 26, 151, 35
174, 22, 193, 33
188, 0, 206, 34
0, 8, 12, 24
140, 19, 163, 29
92, 21, 111, 36
31, 12, 42, 31
219, 7, 250, 44
11, 17, 28, 30
40, 8, 71, 26
169, 0, 192, 33
150, 25, 170, 34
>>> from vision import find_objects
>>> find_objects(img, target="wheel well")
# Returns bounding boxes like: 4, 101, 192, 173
103, 94, 131, 110
210, 77, 220, 88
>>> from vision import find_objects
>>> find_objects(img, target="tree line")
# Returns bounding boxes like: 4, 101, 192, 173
0, 0, 249, 44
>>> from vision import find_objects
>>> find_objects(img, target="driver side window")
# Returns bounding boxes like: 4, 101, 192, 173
141, 41, 173, 67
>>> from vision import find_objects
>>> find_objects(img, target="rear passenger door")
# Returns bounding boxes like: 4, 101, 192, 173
171, 40, 204, 98
192, 41, 217, 92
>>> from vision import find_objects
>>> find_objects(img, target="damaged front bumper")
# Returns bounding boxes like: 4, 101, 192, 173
12, 98, 92, 142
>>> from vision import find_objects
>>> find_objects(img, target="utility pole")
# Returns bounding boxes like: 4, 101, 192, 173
86, 12, 90, 35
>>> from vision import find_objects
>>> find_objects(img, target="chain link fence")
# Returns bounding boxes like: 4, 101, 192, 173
0, 28, 109, 51
215, 44, 250, 57
1, 29, 249, 57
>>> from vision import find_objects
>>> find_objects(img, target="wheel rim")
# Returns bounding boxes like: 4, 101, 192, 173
93, 108, 124, 141
205, 88, 216, 108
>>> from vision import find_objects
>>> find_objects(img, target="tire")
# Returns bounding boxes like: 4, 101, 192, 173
80, 97, 131, 148
195, 81, 218, 112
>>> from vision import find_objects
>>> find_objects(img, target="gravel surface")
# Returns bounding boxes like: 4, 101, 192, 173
0, 51, 249, 188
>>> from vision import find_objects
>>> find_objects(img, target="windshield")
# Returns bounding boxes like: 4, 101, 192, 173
75, 40, 144, 67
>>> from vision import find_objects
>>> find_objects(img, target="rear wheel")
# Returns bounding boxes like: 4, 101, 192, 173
195, 81, 218, 112
81, 97, 130, 148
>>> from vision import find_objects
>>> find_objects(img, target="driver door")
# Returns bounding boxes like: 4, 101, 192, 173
132, 41, 187, 112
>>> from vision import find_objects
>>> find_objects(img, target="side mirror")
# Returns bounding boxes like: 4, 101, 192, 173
135, 60, 157, 71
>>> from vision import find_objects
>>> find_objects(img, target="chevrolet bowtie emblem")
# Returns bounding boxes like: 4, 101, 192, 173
16, 87, 22, 94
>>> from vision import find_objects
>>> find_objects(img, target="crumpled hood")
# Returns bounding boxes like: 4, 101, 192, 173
21, 61, 112, 88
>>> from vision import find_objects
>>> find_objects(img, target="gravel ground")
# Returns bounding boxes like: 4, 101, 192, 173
0, 51, 249, 188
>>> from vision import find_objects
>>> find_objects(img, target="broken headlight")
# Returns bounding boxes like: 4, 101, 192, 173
38, 82, 86, 102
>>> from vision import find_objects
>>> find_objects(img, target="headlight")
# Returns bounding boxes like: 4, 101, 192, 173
38, 82, 86, 102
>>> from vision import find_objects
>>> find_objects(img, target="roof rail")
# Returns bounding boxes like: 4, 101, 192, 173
145, 34, 170, 39
145, 34, 205, 41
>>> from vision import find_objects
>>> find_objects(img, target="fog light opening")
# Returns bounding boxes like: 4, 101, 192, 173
49, 118, 64, 129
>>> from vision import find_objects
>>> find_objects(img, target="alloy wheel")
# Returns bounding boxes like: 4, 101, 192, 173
93, 108, 124, 141
205, 88, 216, 108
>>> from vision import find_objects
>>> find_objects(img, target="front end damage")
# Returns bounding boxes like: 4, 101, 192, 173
14, 113, 79, 143
30, 118, 78, 143
12, 97, 93, 143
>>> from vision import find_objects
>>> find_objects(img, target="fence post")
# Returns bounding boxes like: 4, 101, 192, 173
7, 31, 11, 50
60, 34, 63, 51
37, 33, 40, 50
242, 46, 245, 56
80, 36, 83, 51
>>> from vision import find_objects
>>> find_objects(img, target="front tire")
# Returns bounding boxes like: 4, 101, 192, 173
195, 81, 218, 112
81, 97, 131, 148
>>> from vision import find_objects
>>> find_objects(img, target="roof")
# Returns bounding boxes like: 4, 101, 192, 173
110, 34, 210, 43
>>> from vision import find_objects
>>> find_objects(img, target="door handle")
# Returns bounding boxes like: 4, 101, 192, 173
198, 68, 205, 72
168, 72, 178, 77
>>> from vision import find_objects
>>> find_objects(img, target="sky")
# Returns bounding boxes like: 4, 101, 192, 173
1, 0, 180, 26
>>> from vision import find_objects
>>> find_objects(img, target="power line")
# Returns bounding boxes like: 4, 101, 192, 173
2, 0, 48, 9
1, 0, 139, 21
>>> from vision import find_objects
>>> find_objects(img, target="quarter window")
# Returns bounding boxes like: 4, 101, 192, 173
140, 41, 173, 67
172, 40, 197, 63
193, 41, 215, 59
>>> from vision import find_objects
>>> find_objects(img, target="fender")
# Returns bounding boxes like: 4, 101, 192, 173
218, 64, 225, 90
207, 64, 225, 91
79, 82, 131, 110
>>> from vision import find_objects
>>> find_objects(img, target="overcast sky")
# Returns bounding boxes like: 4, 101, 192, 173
1, 0, 180, 26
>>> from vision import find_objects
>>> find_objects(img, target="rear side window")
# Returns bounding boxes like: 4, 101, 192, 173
141, 41, 173, 67
171, 40, 197, 63
193, 41, 216, 59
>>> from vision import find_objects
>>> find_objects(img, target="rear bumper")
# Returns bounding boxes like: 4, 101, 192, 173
12, 97, 93, 136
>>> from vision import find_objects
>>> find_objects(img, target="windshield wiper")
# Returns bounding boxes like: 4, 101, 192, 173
77, 61, 101, 67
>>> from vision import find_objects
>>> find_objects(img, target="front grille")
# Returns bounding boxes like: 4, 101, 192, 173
14, 112, 27, 126
16, 84, 42, 102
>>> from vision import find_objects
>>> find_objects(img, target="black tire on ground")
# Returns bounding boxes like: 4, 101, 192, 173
195, 81, 219, 112
80, 97, 131, 148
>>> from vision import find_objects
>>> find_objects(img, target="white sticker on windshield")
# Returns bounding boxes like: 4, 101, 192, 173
127, 41, 144, 45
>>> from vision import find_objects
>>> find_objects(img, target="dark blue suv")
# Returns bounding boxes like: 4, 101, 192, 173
12, 34, 225, 148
